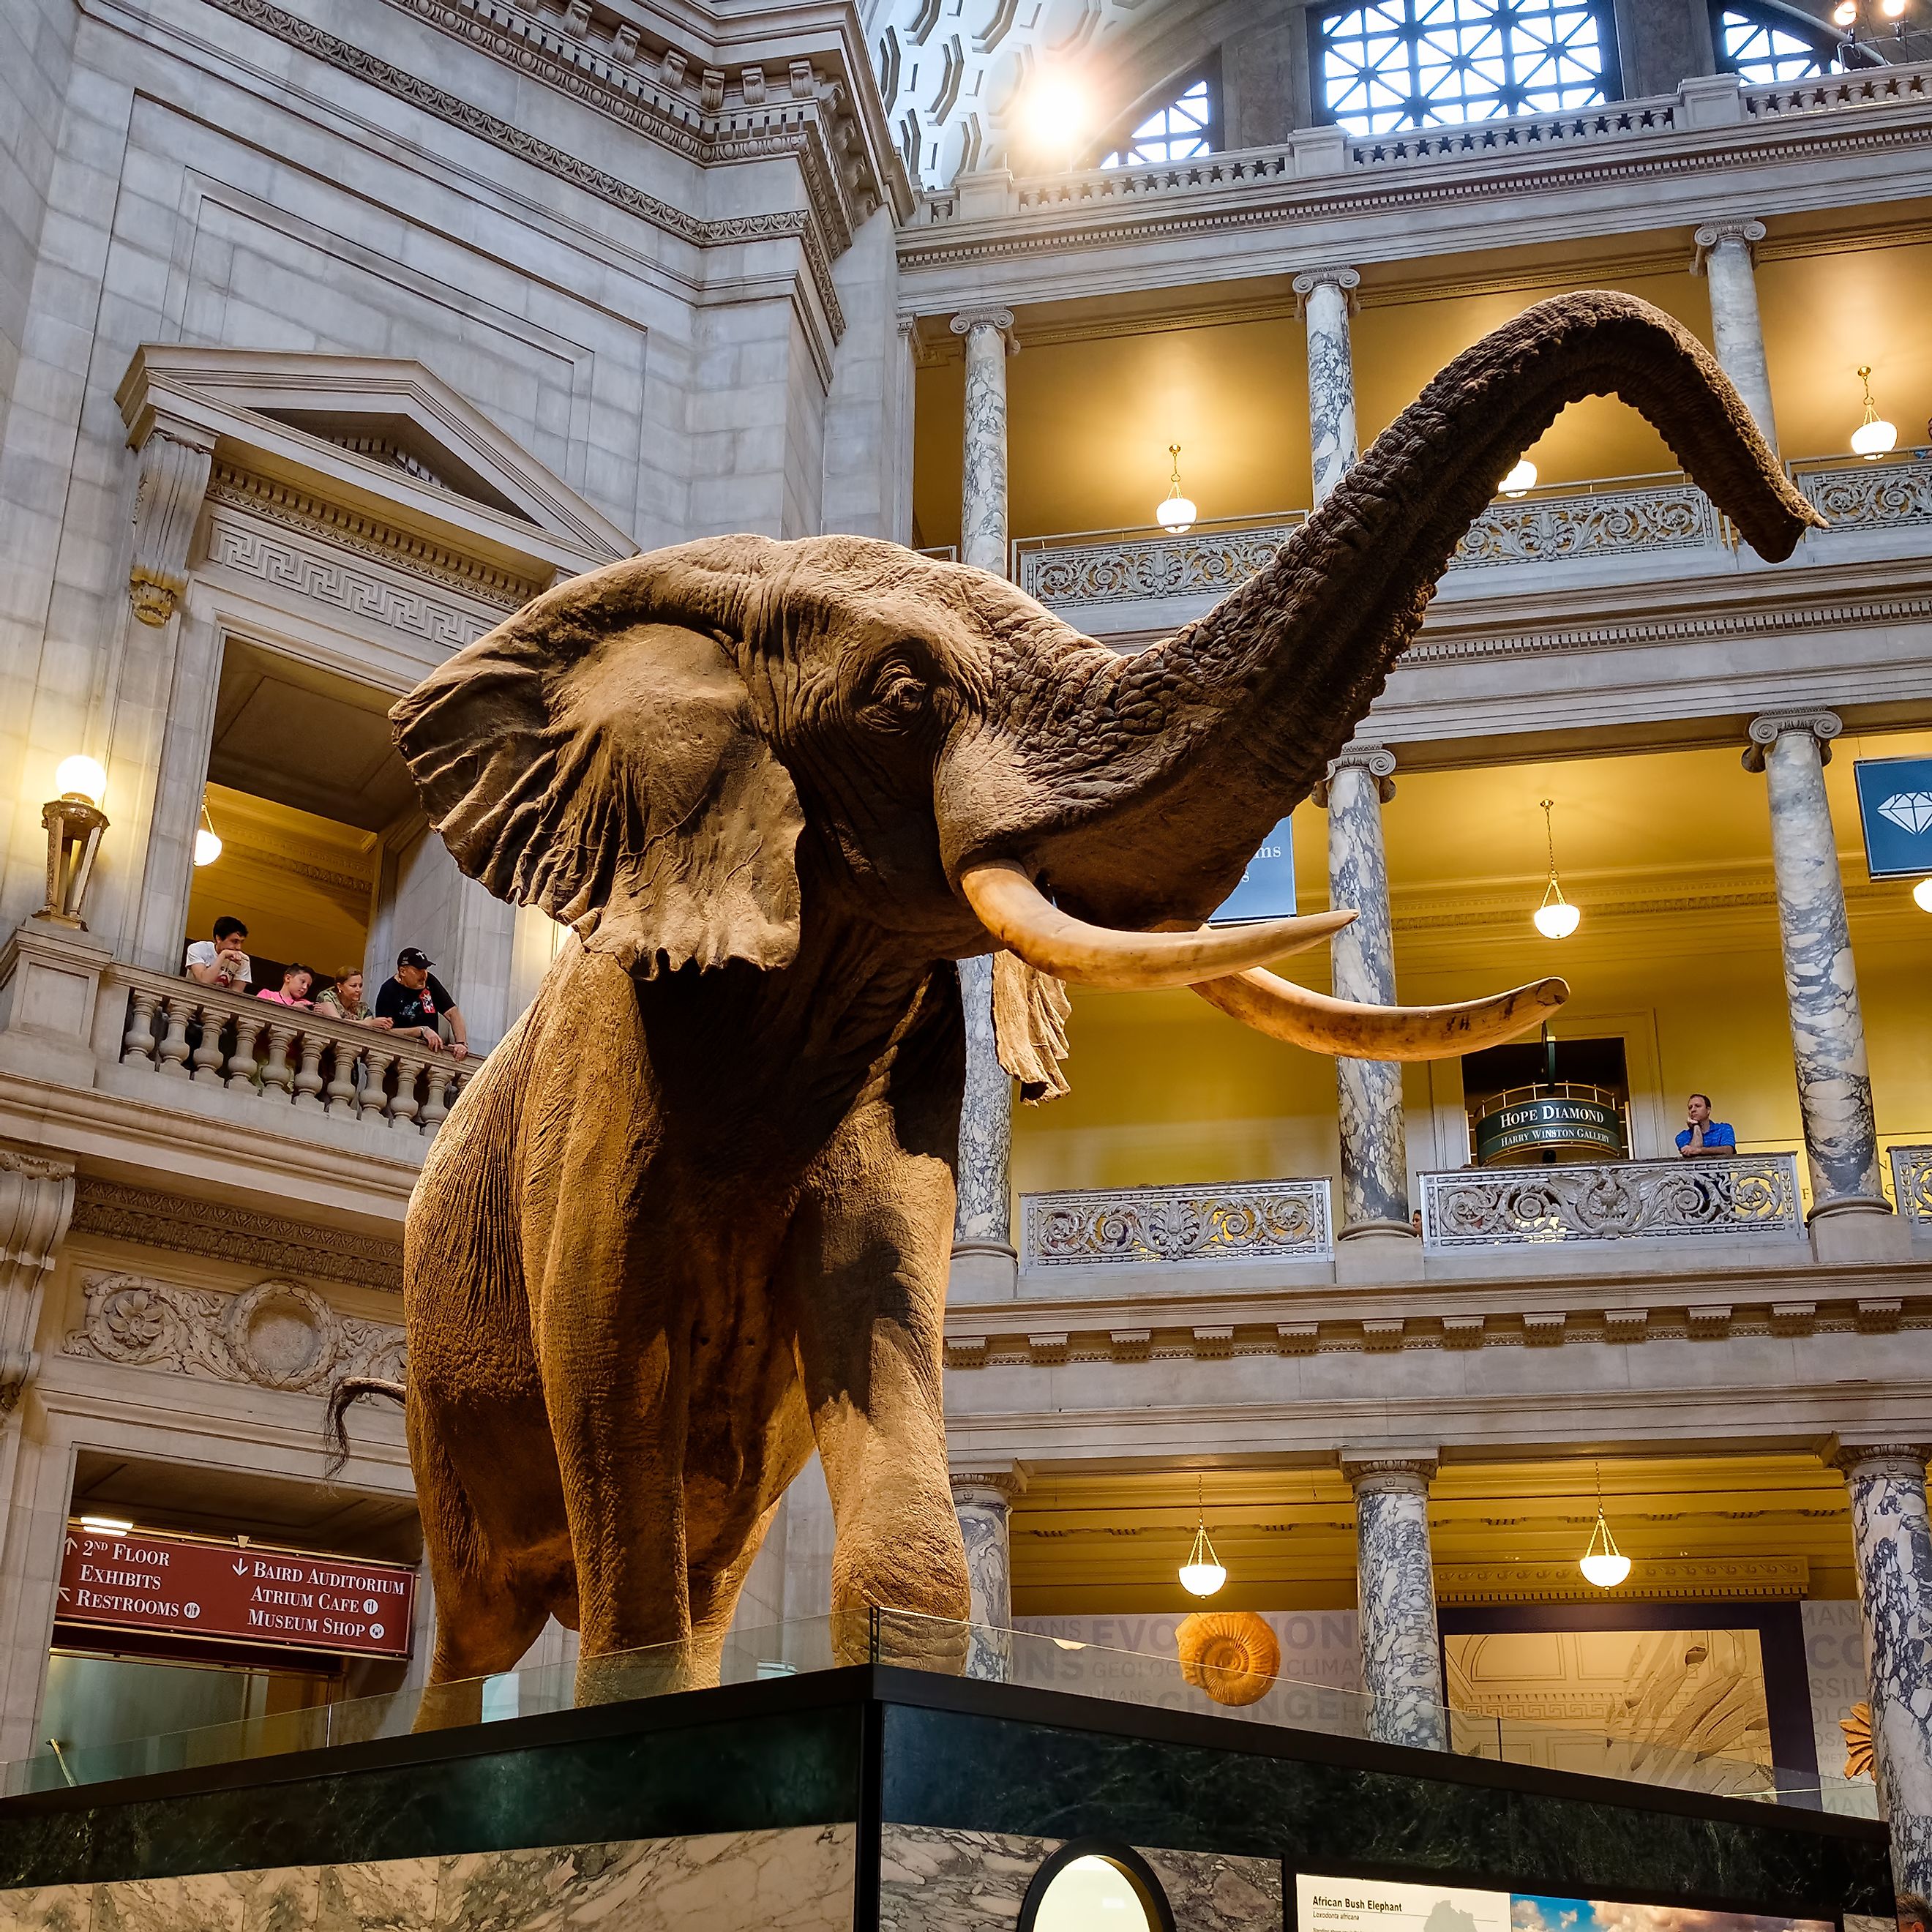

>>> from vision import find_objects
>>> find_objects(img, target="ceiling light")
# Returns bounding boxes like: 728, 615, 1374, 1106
1022, 71, 1089, 154
1178, 1478, 1227, 1596
1833, 0, 1857, 18
1880, 0, 1906, 17
194, 797, 222, 867
1579, 1509, 1631, 1587
1156, 443, 1197, 534
55, 755, 106, 806
1500, 457, 1538, 498
77, 1515, 132, 1536
1851, 366, 1898, 460
1913, 877, 1932, 913
1532, 798, 1581, 940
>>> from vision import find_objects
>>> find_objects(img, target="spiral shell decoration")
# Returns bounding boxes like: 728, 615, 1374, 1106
1176, 1610, 1280, 1707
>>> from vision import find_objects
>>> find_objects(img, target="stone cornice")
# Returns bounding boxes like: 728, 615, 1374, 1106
69, 1177, 404, 1292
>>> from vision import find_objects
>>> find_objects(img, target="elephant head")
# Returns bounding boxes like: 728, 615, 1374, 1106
392, 293, 1821, 1080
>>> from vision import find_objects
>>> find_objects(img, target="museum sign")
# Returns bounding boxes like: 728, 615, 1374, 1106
1473, 1093, 1624, 1166
57, 1524, 415, 1659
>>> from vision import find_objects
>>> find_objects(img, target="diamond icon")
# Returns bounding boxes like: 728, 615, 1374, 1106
1877, 791, 1932, 836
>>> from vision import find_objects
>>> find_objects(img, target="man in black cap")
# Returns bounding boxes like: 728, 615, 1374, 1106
375, 948, 469, 1060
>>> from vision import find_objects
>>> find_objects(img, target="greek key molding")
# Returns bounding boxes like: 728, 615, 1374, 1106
69, 1177, 402, 1293
205, 515, 495, 648
198, 0, 847, 340
1022, 1180, 1333, 1269
1419, 1156, 1805, 1248
206, 465, 544, 609
63, 1273, 406, 1396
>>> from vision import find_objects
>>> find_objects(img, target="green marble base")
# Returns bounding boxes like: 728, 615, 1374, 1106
0, 1670, 1890, 1925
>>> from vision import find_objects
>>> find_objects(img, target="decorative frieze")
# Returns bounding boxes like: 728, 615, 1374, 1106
67, 1177, 403, 1294
1438, 1554, 1808, 1603
63, 1273, 406, 1396
1022, 1180, 1333, 1269
1419, 1155, 1803, 1248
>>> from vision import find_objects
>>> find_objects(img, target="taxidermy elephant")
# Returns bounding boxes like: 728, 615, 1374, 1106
342, 293, 1820, 1716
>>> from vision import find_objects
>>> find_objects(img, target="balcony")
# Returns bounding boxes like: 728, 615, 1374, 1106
1010, 453, 1932, 634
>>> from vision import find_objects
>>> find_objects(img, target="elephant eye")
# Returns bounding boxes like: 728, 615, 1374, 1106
868, 657, 929, 727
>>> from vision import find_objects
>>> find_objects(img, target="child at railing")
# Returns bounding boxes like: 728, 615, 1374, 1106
255, 964, 316, 1010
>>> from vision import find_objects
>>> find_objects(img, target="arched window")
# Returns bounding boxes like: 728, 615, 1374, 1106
1100, 69, 1222, 167
1712, 0, 1840, 78
1311, 0, 1620, 135
1019, 1843, 1176, 1932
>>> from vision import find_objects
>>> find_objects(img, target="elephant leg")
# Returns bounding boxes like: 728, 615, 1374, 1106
785, 1091, 970, 1670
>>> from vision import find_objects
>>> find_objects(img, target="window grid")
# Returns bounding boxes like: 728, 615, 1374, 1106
1312, 0, 1617, 136
1101, 77, 1217, 167
1715, 2, 1840, 80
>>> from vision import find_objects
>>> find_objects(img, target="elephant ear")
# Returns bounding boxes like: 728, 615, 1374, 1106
392, 617, 803, 978
992, 952, 1071, 1104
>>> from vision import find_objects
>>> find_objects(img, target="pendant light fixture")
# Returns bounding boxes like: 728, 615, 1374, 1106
1156, 444, 1197, 534
193, 795, 223, 868
1914, 877, 1932, 913
1499, 457, 1538, 498
1177, 1476, 1227, 1597
1578, 1463, 1632, 1589
1850, 367, 1898, 460
1532, 798, 1581, 939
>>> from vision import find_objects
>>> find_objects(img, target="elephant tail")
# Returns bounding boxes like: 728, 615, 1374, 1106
323, 1376, 407, 1478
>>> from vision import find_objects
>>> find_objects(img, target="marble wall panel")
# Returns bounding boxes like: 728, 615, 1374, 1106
878, 1823, 1283, 1932
0, 1829, 854, 1932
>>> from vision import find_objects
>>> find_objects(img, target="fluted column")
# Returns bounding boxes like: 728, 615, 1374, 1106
1315, 745, 1416, 1276
950, 306, 1016, 573
951, 954, 1016, 1300
1832, 1442, 1932, 1912
1745, 711, 1902, 1261
951, 1468, 1025, 1680
1343, 1453, 1445, 1751
1693, 220, 1778, 452
1294, 266, 1360, 506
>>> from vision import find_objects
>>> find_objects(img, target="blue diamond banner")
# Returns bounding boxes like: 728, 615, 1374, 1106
1852, 754, 1932, 879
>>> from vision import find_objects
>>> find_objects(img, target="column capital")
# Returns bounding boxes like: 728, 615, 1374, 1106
1293, 265, 1361, 315
950, 1465, 1028, 1505
1692, 217, 1767, 273
1341, 1452, 1437, 1494
950, 307, 1018, 353
1742, 708, 1841, 771
1313, 741, 1396, 807
1830, 1439, 1930, 1480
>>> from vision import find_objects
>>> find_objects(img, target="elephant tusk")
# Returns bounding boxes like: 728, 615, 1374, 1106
959, 859, 1354, 992
1192, 967, 1567, 1061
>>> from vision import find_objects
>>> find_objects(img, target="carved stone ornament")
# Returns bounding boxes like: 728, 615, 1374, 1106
1292, 265, 1361, 315
127, 424, 216, 625
1692, 217, 1767, 273
1742, 708, 1842, 772
64, 1272, 406, 1394
0, 1147, 78, 1412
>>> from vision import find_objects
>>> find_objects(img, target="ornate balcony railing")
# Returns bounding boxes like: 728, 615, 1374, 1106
1891, 1145, 1932, 1235
1794, 449, 1932, 529
1022, 1179, 1333, 1268
1013, 517, 1305, 609
1451, 475, 1723, 567
1418, 1154, 1805, 1248
111, 969, 471, 1139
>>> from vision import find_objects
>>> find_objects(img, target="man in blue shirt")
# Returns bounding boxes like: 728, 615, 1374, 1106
1676, 1093, 1737, 1158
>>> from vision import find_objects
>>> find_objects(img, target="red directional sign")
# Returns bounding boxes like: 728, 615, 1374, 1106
57, 1525, 415, 1659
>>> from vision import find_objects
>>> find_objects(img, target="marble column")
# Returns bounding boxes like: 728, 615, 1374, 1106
949, 306, 1016, 573
1316, 745, 1417, 1275
952, 1469, 1025, 1681
1693, 220, 1778, 452
951, 954, 1016, 1299
1342, 1454, 1446, 1751
1832, 1442, 1932, 1914
1745, 711, 1901, 1260
1294, 266, 1360, 506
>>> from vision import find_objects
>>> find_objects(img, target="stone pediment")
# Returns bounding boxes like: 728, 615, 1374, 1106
116, 348, 635, 614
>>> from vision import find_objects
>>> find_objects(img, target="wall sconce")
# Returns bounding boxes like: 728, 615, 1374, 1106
1532, 798, 1581, 939
39, 757, 110, 929
1850, 367, 1898, 460
1500, 457, 1538, 498
1156, 445, 1197, 534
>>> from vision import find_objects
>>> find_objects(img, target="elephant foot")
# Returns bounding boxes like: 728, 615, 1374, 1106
831, 1602, 971, 1677
573, 1642, 711, 1707
411, 1677, 487, 1733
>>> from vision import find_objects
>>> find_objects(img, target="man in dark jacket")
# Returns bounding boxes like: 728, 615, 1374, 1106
375, 948, 470, 1060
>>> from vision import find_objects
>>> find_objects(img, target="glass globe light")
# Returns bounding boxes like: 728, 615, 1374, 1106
1500, 457, 1538, 497
193, 826, 223, 867
55, 755, 106, 805
1177, 1515, 1226, 1597
1534, 898, 1581, 939
1156, 494, 1197, 534
1579, 1506, 1631, 1588
1913, 877, 1932, 913
1881, 0, 1906, 18
1834, 0, 1858, 18
1852, 367, 1897, 459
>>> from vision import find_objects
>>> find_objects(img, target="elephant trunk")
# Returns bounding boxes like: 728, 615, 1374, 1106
1008, 291, 1822, 930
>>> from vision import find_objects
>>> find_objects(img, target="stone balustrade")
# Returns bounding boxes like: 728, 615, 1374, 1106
1794, 450, 1932, 529
1418, 1153, 1805, 1248
1346, 98, 1676, 168
1021, 1179, 1333, 1269
1892, 1145, 1932, 1236
113, 970, 471, 1139
1013, 517, 1305, 607
1742, 63, 1932, 118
